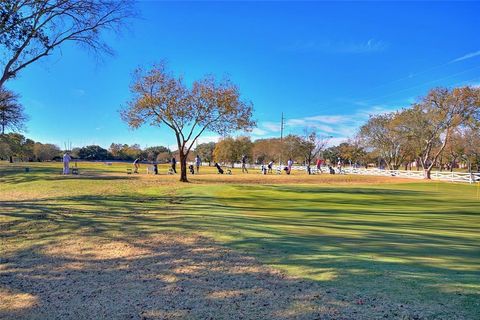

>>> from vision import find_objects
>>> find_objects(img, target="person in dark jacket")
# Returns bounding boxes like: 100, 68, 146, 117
171, 157, 177, 174
241, 155, 248, 173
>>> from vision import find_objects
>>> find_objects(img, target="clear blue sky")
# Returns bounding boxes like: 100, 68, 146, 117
7, 1, 480, 149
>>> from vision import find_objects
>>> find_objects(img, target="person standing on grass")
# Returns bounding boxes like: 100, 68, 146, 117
171, 157, 177, 174
195, 155, 201, 174
287, 158, 293, 175
241, 154, 248, 173
63, 151, 71, 175
316, 158, 323, 173
133, 158, 140, 173
267, 160, 274, 174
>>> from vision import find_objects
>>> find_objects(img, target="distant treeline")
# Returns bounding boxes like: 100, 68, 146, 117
0, 133, 216, 163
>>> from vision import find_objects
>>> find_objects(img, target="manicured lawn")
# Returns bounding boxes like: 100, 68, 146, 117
1, 161, 479, 319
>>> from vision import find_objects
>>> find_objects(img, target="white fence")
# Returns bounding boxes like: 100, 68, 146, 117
226, 163, 480, 183
343, 167, 480, 184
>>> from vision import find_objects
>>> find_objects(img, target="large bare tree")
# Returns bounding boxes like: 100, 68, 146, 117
0, 0, 135, 88
121, 63, 255, 182
297, 129, 331, 166
0, 88, 28, 134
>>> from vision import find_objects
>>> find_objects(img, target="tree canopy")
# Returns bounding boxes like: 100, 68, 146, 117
0, 0, 135, 88
121, 62, 255, 181
0, 87, 27, 134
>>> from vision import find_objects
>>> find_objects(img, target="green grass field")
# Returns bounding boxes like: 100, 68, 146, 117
1, 161, 479, 319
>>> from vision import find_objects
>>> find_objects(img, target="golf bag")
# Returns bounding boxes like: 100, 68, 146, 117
215, 163, 224, 174
329, 166, 335, 175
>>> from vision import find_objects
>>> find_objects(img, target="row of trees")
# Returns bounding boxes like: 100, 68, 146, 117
1, 1, 479, 181
0, 133, 61, 161
0, 134, 180, 163
0, 132, 241, 165
359, 87, 480, 178
212, 132, 330, 167
209, 87, 480, 179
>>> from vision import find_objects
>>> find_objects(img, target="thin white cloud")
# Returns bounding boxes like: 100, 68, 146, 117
278, 104, 400, 140
195, 135, 220, 144
262, 122, 281, 132
355, 104, 398, 117
24, 98, 45, 110
286, 38, 387, 54
72, 88, 86, 97
286, 119, 307, 126
451, 50, 480, 63
240, 103, 402, 146
304, 115, 352, 124
328, 137, 349, 147
251, 128, 268, 136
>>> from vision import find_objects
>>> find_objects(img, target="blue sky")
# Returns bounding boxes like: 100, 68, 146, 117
6, 1, 480, 149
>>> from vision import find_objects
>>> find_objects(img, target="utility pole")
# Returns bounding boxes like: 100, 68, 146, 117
279, 112, 285, 166
280, 112, 285, 141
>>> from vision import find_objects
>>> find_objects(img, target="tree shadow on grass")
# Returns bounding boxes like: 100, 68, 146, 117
1, 185, 479, 319
0, 163, 145, 184
1, 233, 393, 320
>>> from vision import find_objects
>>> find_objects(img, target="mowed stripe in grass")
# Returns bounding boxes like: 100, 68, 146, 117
1, 161, 479, 318
175, 183, 480, 316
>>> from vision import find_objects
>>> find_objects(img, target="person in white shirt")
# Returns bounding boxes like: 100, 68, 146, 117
63, 152, 71, 175
287, 158, 293, 175
267, 160, 274, 174
133, 158, 140, 173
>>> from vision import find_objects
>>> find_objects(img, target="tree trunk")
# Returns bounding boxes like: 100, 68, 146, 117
450, 159, 456, 172
179, 152, 188, 182
423, 169, 431, 179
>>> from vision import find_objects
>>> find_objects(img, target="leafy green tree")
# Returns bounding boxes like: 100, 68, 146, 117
337, 139, 368, 167
108, 143, 143, 161
78, 145, 109, 160
142, 146, 170, 162
281, 135, 303, 163
252, 137, 281, 164
213, 136, 252, 167
323, 145, 341, 165
194, 142, 216, 165
213, 137, 235, 166
0, 133, 33, 160
33, 143, 61, 161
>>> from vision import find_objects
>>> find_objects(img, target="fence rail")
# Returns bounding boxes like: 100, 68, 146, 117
227, 163, 480, 183
342, 167, 480, 183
